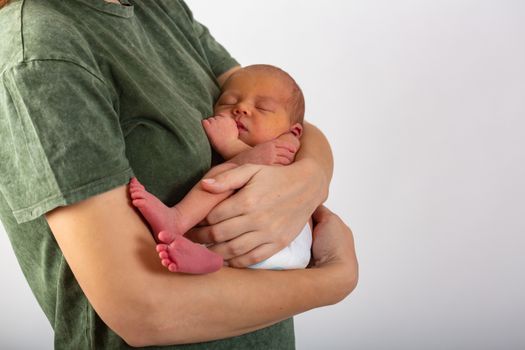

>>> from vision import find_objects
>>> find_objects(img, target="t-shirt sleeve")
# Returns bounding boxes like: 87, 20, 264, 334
179, 1, 240, 77
0, 60, 133, 224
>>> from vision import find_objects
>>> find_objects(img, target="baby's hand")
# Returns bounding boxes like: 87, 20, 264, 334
232, 139, 298, 166
202, 115, 239, 155
276, 132, 301, 154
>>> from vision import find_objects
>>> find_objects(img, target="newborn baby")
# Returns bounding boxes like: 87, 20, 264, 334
129, 64, 312, 274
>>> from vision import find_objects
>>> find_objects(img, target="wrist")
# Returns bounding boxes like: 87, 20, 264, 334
221, 139, 251, 159
308, 262, 356, 306
292, 157, 329, 203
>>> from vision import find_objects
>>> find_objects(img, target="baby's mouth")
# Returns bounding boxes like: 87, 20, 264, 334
236, 121, 248, 132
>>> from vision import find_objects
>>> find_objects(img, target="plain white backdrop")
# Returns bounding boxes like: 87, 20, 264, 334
1, 0, 524, 349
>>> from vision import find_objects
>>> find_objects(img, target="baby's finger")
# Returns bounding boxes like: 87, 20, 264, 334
275, 155, 293, 165
275, 146, 295, 158
275, 144, 296, 156
273, 140, 297, 153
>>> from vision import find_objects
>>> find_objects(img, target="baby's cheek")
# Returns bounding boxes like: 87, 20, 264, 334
215, 112, 233, 119
214, 110, 232, 118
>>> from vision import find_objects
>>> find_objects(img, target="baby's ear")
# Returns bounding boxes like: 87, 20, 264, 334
290, 123, 303, 138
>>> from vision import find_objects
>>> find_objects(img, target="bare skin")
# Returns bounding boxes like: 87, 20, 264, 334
131, 67, 306, 273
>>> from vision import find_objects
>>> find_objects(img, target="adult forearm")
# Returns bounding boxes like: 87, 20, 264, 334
217, 65, 241, 86
137, 262, 339, 346
295, 122, 334, 192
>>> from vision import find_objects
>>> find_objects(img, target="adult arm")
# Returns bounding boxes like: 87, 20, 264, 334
217, 65, 241, 87
295, 121, 334, 186
45, 185, 357, 347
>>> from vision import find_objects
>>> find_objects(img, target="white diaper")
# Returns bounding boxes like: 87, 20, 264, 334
249, 223, 312, 270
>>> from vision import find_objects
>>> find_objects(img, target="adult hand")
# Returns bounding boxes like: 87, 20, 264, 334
185, 159, 328, 267
309, 205, 359, 302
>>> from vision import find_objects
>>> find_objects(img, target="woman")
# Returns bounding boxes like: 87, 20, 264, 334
0, 0, 358, 348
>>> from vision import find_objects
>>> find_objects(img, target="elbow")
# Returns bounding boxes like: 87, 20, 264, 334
98, 298, 169, 347
109, 297, 199, 347
124, 336, 160, 349
113, 318, 166, 348
107, 309, 154, 347
119, 328, 151, 348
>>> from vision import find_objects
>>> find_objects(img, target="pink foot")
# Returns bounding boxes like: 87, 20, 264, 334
129, 177, 186, 240
156, 231, 223, 274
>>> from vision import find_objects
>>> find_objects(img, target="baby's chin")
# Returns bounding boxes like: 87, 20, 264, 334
237, 133, 255, 147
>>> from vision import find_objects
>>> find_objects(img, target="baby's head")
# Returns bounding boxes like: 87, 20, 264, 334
214, 64, 305, 147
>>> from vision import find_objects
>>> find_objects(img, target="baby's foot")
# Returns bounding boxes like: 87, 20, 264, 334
129, 177, 185, 239
156, 231, 223, 274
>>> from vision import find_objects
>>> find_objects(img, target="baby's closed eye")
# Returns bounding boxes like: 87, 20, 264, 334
255, 103, 275, 112
218, 95, 237, 105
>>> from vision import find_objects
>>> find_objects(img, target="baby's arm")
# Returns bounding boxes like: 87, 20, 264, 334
228, 137, 299, 166
203, 116, 300, 165
202, 115, 250, 159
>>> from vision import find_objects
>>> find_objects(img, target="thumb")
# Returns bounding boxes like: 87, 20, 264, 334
312, 205, 334, 224
201, 164, 263, 194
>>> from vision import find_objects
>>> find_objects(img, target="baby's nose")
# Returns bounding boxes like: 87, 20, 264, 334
233, 105, 249, 116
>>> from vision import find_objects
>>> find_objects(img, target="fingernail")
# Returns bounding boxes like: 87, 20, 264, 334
202, 178, 216, 184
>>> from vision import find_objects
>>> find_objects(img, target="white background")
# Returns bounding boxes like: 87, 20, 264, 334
1, 0, 524, 349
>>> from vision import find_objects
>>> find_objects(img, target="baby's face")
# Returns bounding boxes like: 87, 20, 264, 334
213, 69, 293, 147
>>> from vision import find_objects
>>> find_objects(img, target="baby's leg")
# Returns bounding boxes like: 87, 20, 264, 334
129, 162, 236, 243
156, 231, 223, 274
129, 177, 186, 239
167, 162, 237, 237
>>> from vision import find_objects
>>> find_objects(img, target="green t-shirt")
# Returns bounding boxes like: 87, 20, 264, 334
0, 0, 294, 349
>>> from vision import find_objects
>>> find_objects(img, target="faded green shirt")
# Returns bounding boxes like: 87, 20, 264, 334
0, 0, 294, 348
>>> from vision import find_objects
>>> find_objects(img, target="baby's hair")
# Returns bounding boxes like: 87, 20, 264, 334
230, 64, 305, 125
0, 0, 9, 9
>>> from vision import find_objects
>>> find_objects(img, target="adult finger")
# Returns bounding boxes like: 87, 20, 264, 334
205, 186, 257, 225
312, 205, 336, 224
226, 243, 280, 268
200, 163, 263, 194
208, 231, 269, 261
184, 215, 252, 244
